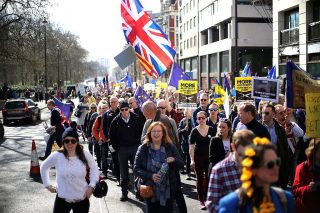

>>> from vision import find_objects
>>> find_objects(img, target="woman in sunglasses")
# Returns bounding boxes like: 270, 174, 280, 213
40, 125, 99, 213
208, 119, 232, 173
189, 111, 217, 210
219, 138, 295, 213
293, 138, 320, 213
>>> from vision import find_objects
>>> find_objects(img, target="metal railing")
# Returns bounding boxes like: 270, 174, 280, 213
280, 27, 299, 46
309, 21, 320, 41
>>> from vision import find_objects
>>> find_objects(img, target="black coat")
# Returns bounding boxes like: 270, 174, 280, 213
109, 112, 143, 150
208, 137, 232, 173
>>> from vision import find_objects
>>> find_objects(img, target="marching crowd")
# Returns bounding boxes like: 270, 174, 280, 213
39, 88, 319, 213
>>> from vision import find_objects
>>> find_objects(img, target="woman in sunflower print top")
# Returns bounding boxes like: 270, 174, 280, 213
218, 138, 295, 213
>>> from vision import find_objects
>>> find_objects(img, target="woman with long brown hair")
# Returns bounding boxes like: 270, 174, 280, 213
208, 118, 232, 173
40, 125, 99, 213
219, 138, 295, 213
134, 122, 184, 213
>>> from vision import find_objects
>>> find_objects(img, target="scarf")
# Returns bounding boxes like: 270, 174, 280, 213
147, 143, 170, 206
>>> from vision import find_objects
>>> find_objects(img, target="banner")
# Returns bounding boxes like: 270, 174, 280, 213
305, 93, 320, 138
235, 77, 253, 101
178, 80, 198, 96
286, 61, 320, 108
252, 77, 279, 102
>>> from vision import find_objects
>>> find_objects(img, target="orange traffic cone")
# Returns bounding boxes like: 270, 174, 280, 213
30, 140, 40, 178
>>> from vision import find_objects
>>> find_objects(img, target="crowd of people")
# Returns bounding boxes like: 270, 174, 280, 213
38, 86, 319, 213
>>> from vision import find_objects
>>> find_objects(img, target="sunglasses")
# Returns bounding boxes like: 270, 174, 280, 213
263, 158, 281, 169
200, 99, 207, 102
120, 108, 129, 112
197, 116, 206, 120
262, 112, 270, 115
63, 139, 77, 144
157, 106, 166, 110
209, 108, 218, 112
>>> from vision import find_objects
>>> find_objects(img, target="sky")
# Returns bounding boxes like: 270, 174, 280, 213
49, 0, 161, 68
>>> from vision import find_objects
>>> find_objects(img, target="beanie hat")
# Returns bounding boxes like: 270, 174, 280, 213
119, 100, 130, 109
62, 127, 79, 141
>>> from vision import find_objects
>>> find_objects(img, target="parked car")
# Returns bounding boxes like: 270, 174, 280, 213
2, 99, 41, 125
0, 119, 4, 139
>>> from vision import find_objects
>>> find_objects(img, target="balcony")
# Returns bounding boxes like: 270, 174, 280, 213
280, 27, 299, 46
309, 21, 320, 42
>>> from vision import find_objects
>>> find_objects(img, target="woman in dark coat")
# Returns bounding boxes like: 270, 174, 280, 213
208, 118, 232, 174
134, 121, 184, 213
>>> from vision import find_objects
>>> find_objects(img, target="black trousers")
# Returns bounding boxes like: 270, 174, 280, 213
146, 198, 173, 213
118, 146, 138, 194
175, 173, 187, 213
53, 196, 89, 213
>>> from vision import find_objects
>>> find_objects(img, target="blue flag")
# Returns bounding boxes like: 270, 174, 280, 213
168, 63, 190, 89
267, 65, 276, 79
241, 62, 252, 77
119, 73, 132, 88
223, 73, 231, 92
134, 85, 153, 107
53, 97, 72, 119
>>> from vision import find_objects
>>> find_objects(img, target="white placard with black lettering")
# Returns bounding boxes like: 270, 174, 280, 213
252, 77, 279, 102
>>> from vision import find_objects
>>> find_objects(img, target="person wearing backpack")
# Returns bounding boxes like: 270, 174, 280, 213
218, 137, 295, 213
39, 99, 65, 161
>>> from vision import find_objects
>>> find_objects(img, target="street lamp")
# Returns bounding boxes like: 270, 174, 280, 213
42, 18, 48, 102
56, 44, 60, 93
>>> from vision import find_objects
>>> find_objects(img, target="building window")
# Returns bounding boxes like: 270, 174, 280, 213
185, 58, 191, 72
191, 57, 198, 79
187, 21, 189, 31
285, 9, 299, 29
220, 51, 229, 73
186, 3, 188, 13
187, 39, 189, 49
190, 0, 192, 11
194, 35, 197, 47
200, 55, 207, 73
209, 53, 218, 73
308, 53, 320, 78
209, 27, 219, 43
190, 18, 192, 29
183, 6, 185, 15
281, 9, 299, 45
190, 37, 193, 47
194, 17, 196, 27
184, 23, 186, 32
314, 1, 320, 22
201, 30, 208, 46
193, 0, 195, 8
222, 22, 229, 39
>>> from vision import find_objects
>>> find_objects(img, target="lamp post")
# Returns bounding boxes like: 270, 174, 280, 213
56, 44, 60, 94
43, 18, 48, 103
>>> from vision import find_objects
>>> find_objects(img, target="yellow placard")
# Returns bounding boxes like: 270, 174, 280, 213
305, 93, 320, 138
178, 80, 198, 95
235, 77, 252, 92
156, 81, 168, 89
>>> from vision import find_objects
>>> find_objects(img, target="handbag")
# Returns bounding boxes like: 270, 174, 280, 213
86, 164, 108, 198
135, 177, 153, 199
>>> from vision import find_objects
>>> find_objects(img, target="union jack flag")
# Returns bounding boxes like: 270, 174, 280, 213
121, 0, 176, 78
